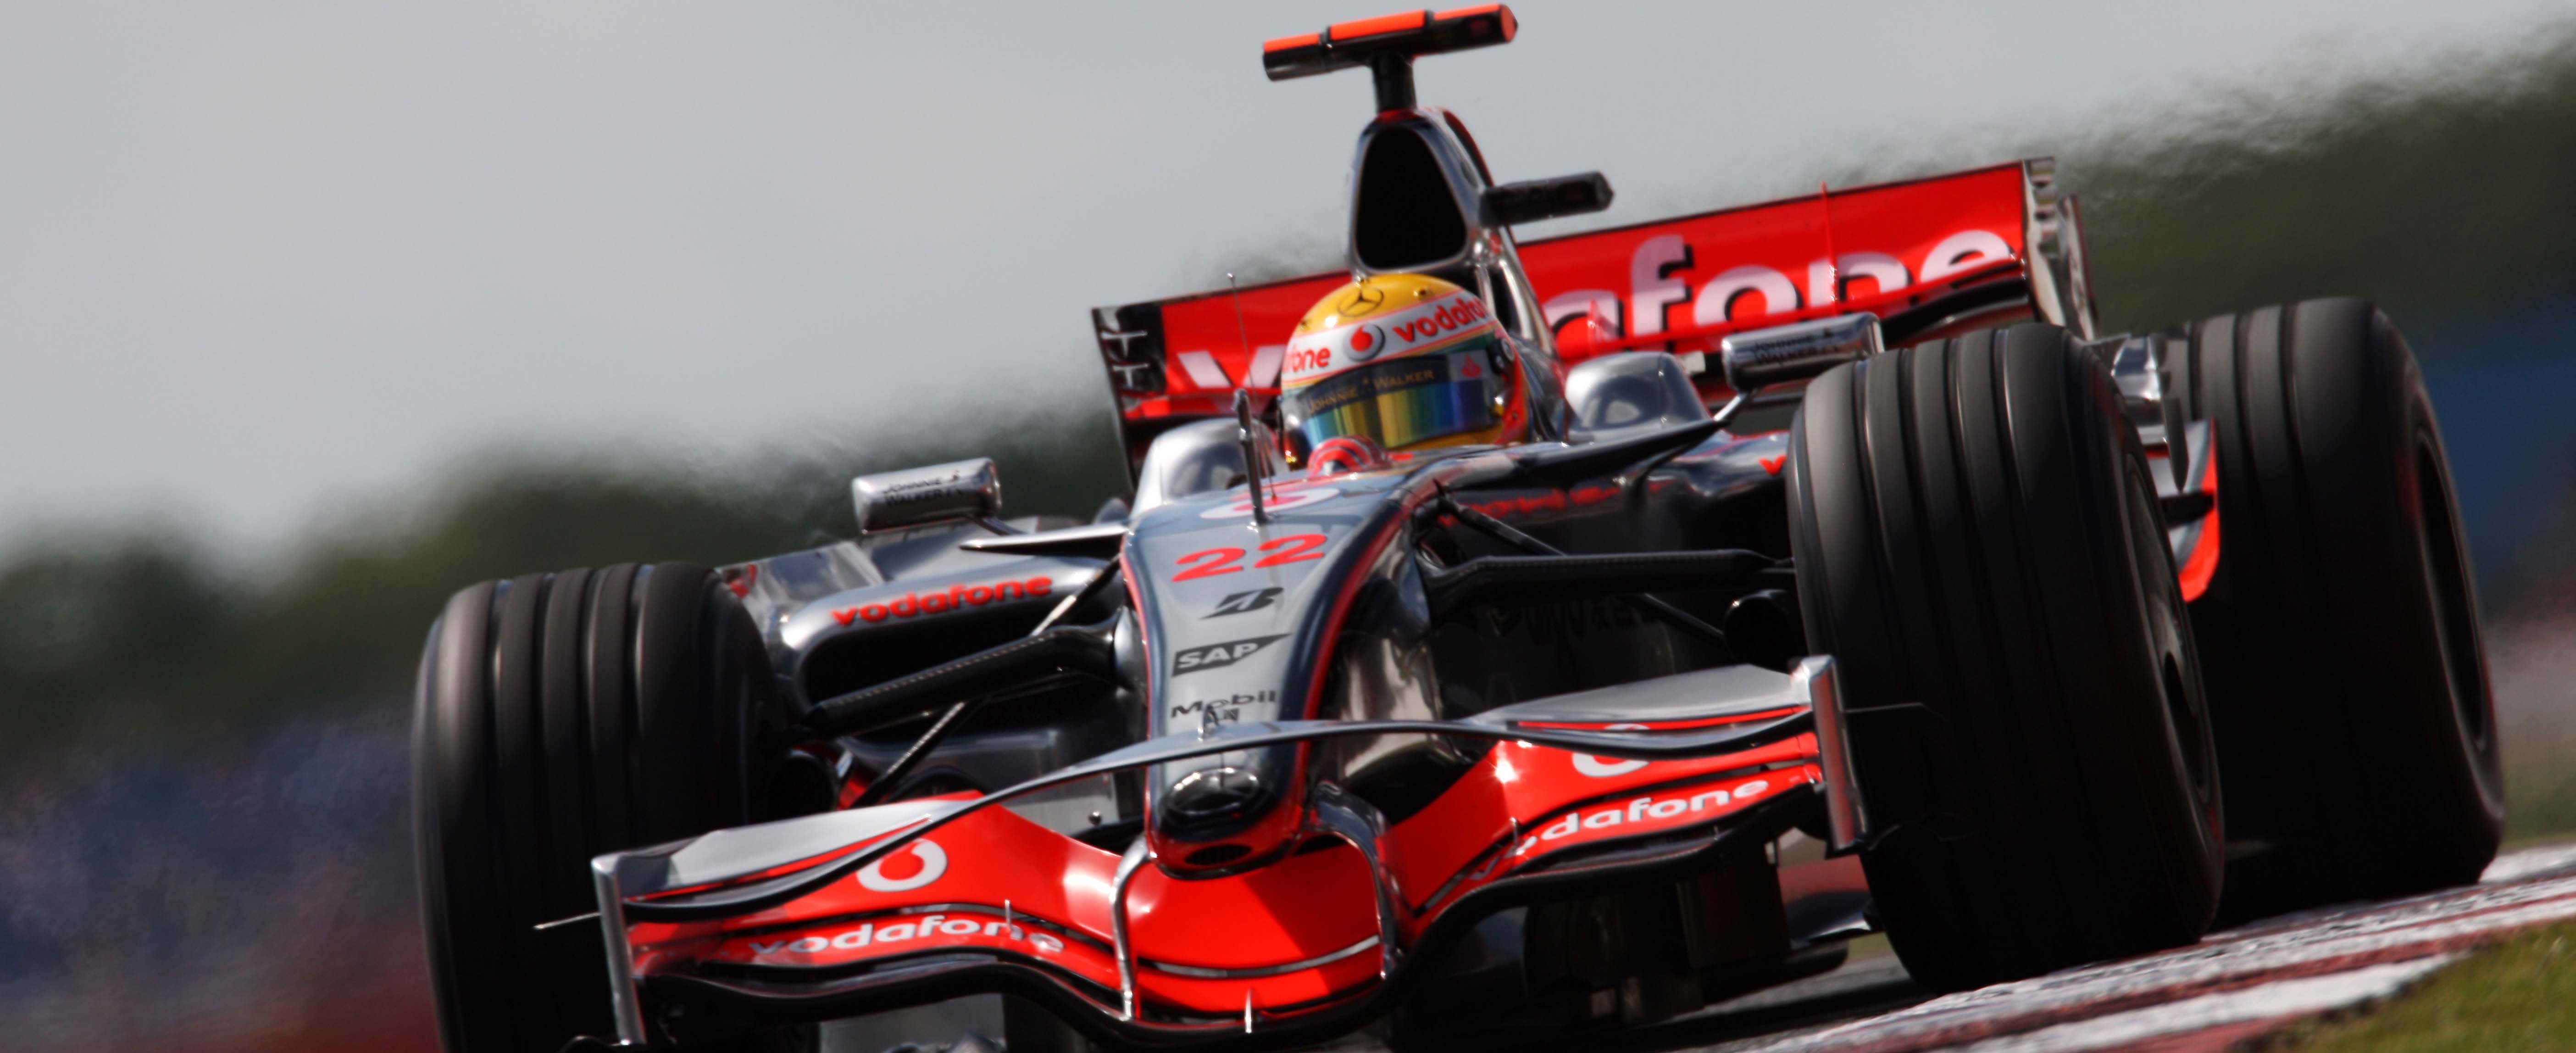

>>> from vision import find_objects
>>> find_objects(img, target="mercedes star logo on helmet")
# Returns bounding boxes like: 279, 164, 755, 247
1335, 284, 1386, 316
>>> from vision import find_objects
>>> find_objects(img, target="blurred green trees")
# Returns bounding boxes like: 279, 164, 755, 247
2073, 32, 2576, 331
11, 30, 2576, 749
0, 417, 1127, 746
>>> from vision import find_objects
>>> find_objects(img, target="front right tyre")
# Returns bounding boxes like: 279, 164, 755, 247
413, 563, 793, 1052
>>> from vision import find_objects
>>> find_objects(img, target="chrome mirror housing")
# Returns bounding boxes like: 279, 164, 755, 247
1564, 351, 1707, 443
1719, 313, 1884, 393
850, 458, 1003, 534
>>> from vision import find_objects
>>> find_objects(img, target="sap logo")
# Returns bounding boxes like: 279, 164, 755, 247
1170, 691, 1276, 728
1208, 588, 1282, 617
1172, 635, 1284, 676
853, 840, 946, 893
744, 909, 1064, 958
832, 577, 1053, 626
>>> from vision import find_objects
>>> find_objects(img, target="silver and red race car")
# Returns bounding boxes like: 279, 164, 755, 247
413, 8, 2504, 1051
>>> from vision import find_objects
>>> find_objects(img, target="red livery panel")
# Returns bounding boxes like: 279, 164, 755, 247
1094, 161, 2060, 463
626, 737, 1818, 1020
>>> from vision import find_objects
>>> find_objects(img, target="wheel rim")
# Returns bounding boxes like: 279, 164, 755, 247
2414, 431, 2494, 756
2126, 459, 2222, 839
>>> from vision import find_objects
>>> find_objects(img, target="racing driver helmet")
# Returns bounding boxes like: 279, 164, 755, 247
1277, 273, 1532, 465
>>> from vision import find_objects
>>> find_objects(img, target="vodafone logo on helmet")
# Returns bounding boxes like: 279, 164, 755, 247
1283, 329, 1343, 383
1382, 293, 1490, 346
1344, 323, 1388, 362
1282, 290, 1494, 387
855, 839, 947, 893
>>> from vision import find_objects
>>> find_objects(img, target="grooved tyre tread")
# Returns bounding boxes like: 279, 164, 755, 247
1789, 324, 2223, 992
414, 563, 773, 1052
2171, 299, 2504, 923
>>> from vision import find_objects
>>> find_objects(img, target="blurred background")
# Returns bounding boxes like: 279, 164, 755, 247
5, 2, 2576, 1048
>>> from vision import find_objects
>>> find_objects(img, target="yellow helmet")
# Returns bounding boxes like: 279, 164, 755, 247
1277, 273, 1527, 463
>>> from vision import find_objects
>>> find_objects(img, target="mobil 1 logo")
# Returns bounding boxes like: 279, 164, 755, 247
1170, 690, 1279, 729
1172, 635, 1285, 676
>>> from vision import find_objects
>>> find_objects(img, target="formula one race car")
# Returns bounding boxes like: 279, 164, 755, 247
412, 8, 2504, 1051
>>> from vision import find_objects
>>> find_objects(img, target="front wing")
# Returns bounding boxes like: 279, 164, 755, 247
578, 658, 1860, 1049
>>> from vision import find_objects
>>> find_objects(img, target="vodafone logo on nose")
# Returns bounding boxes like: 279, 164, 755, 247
855, 840, 946, 893
1573, 723, 1651, 776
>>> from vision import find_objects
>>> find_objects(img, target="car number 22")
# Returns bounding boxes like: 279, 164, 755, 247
1171, 534, 1328, 581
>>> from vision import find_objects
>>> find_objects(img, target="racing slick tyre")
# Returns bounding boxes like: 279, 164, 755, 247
1788, 323, 2224, 992
2166, 299, 2504, 923
413, 563, 803, 1053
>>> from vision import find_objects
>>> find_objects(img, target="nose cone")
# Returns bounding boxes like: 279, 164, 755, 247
1149, 751, 1306, 876
1162, 766, 1273, 837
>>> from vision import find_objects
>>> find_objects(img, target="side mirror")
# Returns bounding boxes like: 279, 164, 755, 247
1484, 172, 1614, 227
851, 458, 1002, 534
1564, 351, 1706, 444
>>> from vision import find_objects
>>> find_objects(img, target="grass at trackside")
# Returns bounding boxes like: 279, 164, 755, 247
2504, 756, 2576, 847
1842, 933, 1894, 962
2270, 920, 2576, 1052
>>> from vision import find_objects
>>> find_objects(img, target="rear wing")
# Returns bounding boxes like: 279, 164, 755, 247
1092, 159, 2093, 471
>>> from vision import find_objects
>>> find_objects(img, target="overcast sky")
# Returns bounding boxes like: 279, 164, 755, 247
4, 0, 2570, 553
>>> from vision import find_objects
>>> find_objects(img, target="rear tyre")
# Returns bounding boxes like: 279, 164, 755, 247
2167, 299, 2504, 923
1788, 324, 2223, 992
413, 563, 795, 1052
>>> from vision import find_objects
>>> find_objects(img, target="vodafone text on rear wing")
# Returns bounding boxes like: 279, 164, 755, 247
1091, 159, 2095, 470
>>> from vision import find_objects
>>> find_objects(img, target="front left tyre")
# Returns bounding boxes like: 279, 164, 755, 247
1788, 323, 2224, 992
412, 563, 793, 1052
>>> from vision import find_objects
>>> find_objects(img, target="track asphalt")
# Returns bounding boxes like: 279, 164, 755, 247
1650, 842, 2576, 1053
822, 844, 2576, 1052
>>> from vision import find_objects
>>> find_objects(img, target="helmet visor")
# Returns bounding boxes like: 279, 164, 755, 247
1281, 348, 1499, 455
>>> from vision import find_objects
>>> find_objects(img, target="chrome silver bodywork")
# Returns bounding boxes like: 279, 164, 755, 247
1718, 312, 1884, 392
852, 458, 1005, 534
1563, 351, 1709, 443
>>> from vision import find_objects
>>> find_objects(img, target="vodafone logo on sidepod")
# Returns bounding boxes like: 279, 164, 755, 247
833, 576, 1053, 626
